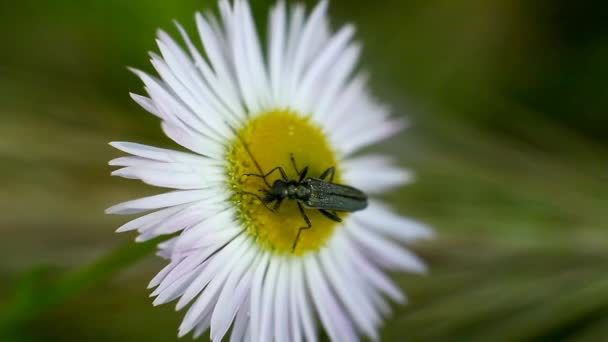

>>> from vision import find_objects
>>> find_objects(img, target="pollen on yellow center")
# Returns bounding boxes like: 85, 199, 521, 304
227, 110, 343, 255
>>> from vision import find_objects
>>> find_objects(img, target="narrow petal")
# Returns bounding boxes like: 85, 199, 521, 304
288, 259, 304, 342
274, 258, 291, 342
258, 257, 280, 342
348, 220, 428, 273
174, 21, 245, 123
343, 233, 406, 303
342, 155, 414, 194
109, 141, 210, 164
354, 200, 434, 242
294, 259, 317, 342
238, 0, 271, 109
295, 25, 355, 113
115, 204, 187, 233
105, 190, 210, 215
178, 234, 247, 335
319, 248, 379, 340
305, 255, 358, 342
161, 121, 225, 159
288, 0, 329, 100
267, 0, 287, 104
130, 93, 161, 118
250, 251, 271, 342
230, 295, 251, 342
210, 243, 257, 341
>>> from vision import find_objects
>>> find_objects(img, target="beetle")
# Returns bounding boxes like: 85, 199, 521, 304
235, 137, 368, 252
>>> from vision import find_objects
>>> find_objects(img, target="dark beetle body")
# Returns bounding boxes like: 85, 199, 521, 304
234, 131, 368, 251
265, 178, 367, 211
303, 178, 368, 211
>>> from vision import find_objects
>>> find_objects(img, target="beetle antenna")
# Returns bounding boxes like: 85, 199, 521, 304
229, 124, 266, 180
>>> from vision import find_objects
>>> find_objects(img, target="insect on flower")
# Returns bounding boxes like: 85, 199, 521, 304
235, 133, 368, 251
106, 0, 434, 340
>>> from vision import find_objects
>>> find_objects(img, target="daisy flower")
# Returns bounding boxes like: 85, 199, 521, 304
106, 0, 433, 340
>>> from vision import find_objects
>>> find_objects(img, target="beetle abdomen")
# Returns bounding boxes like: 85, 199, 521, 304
303, 178, 368, 212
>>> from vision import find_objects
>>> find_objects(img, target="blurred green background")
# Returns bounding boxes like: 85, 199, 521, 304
1, 0, 607, 340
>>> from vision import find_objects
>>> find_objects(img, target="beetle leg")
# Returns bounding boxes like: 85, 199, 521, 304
243, 173, 268, 187
319, 209, 342, 222
273, 197, 284, 211
290, 153, 301, 175
291, 153, 310, 182
235, 191, 276, 212
319, 167, 335, 183
245, 166, 289, 186
298, 166, 309, 182
293, 202, 312, 252
277, 166, 289, 181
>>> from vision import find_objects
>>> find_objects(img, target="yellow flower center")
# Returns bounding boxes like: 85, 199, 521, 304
227, 110, 343, 255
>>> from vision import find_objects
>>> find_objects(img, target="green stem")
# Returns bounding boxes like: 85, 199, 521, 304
0, 236, 166, 333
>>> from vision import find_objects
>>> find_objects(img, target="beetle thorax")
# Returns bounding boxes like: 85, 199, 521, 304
283, 183, 309, 200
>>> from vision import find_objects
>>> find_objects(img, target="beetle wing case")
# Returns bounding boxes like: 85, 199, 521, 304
303, 178, 368, 211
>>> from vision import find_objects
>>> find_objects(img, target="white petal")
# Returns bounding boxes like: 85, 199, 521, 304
324, 73, 368, 132
348, 220, 428, 273
146, 202, 227, 239
130, 66, 222, 143
193, 310, 213, 339
281, 4, 305, 105
109, 141, 209, 164
267, 1, 287, 104
112, 166, 209, 190
153, 253, 209, 299
152, 263, 206, 305
156, 236, 180, 258
157, 30, 238, 135
224, 4, 253, 113
343, 233, 406, 303
342, 155, 414, 194
319, 247, 379, 340
153, 36, 219, 132
258, 257, 280, 342
230, 295, 251, 342
341, 119, 408, 156
195, 11, 241, 116
305, 255, 358, 342
354, 200, 434, 242
130, 93, 161, 118
153, 221, 236, 294
161, 121, 225, 159
274, 257, 291, 342
178, 234, 248, 335
115, 204, 187, 233
250, 251, 271, 342
313, 43, 361, 124
295, 25, 355, 113
288, 259, 303, 342
109, 156, 150, 167
238, 0, 270, 109
105, 190, 210, 215
184, 240, 248, 335
329, 234, 384, 324
148, 258, 181, 289
294, 259, 317, 342
174, 209, 240, 252
210, 242, 257, 341
149, 48, 232, 142
288, 0, 329, 101
174, 21, 245, 123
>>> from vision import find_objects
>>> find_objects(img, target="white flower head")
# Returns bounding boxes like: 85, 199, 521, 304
107, 0, 433, 340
